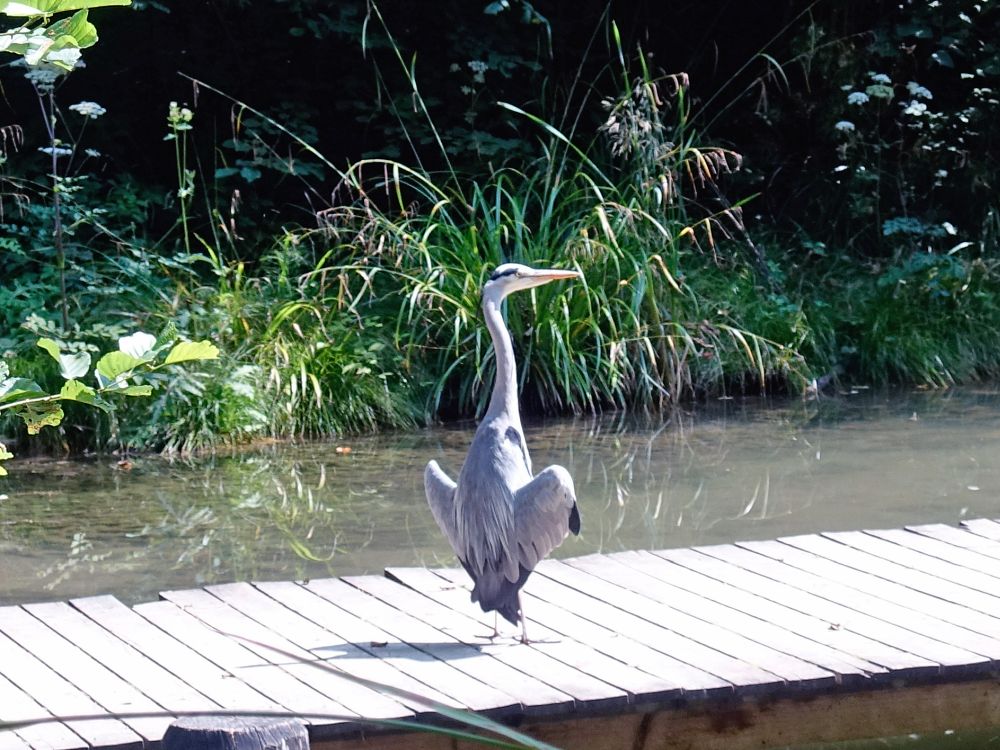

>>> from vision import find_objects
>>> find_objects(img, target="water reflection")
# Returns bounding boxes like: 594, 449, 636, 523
1, 387, 999, 605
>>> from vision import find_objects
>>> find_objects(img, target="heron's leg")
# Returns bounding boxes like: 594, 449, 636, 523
476, 611, 500, 640
518, 593, 533, 644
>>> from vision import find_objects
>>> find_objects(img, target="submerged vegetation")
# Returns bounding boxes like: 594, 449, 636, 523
1, 1, 999, 455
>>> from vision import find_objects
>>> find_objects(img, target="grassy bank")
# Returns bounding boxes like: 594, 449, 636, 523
3, 7, 1000, 456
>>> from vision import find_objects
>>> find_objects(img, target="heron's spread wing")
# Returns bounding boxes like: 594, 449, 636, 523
513, 465, 580, 571
424, 460, 460, 553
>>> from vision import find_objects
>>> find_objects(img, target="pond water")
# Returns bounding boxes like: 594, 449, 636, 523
3, 386, 1000, 606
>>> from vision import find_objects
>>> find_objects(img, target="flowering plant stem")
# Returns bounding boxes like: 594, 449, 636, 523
37, 87, 70, 329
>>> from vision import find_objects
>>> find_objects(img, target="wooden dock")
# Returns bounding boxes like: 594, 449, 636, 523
3, 520, 1000, 750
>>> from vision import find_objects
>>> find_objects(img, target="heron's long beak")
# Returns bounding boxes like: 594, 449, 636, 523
524, 268, 582, 287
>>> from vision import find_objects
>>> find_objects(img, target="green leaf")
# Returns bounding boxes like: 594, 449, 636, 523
0, 0, 130, 16
37, 337, 61, 363
154, 322, 179, 352
58, 351, 91, 380
0, 377, 46, 404
20, 401, 63, 434
164, 340, 220, 365
47, 8, 95, 45
59, 379, 113, 412
96, 350, 142, 380
120, 385, 153, 397
0, 440, 12, 474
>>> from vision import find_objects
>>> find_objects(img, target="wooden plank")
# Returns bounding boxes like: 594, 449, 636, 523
677, 544, 986, 670
385, 566, 686, 705
386, 568, 683, 703
72, 595, 283, 716
0, 606, 170, 743
301, 576, 568, 714
518, 561, 786, 693
244, 581, 466, 717
538, 559, 834, 689
24, 601, 219, 721
0, 671, 86, 750
865, 527, 1000, 579
253, 580, 488, 716
611, 550, 932, 675
262, 579, 521, 715
133, 598, 353, 735
157, 587, 395, 727
207, 581, 460, 716
567, 551, 884, 682
0, 630, 141, 749
421, 566, 730, 698
775, 534, 1000, 642
824, 529, 1000, 597
961, 518, 1000, 541
348, 572, 630, 711
908, 523, 1000, 561
0, 730, 31, 750
739, 539, 1000, 661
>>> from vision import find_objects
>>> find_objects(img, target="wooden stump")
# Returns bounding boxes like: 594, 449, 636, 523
162, 716, 308, 750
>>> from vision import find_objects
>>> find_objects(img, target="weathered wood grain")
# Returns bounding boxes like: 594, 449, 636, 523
764, 535, 1000, 650
569, 551, 883, 681
157, 586, 385, 732
347, 572, 628, 712
610, 549, 932, 675
248, 580, 466, 715
961, 518, 1000, 541
676, 544, 984, 669
525, 561, 788, 692
23, 600, 218, 721
417, 566, 729, 698
74, 596, 283, 716
864, 527, 1000, 579
908, 523, 1000, 561
201, 582, 424, 721
0, 671, 85, 750
9, 521, 1000, 750
300, 576, 559, 714
0, 605, 169, 743
0, 629, 141, 749
823, 529, 1000, 595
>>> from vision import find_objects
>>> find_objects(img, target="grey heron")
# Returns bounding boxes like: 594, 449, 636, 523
424, 263, 582, 643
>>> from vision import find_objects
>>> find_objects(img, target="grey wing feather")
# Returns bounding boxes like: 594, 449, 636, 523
424, 460, 461, 554
513, 465, 579, 571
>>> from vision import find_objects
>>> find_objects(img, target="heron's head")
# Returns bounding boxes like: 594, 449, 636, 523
483, 263, 581, 303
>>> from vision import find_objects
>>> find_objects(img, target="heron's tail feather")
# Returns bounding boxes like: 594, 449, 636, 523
469, 563, 531, 627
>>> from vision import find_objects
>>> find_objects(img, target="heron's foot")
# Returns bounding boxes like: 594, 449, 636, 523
477, 628, 501, 641
518, 635, 559, 645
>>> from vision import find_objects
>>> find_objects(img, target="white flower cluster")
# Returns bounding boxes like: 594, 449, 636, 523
834, 120, 856, 133
847, 91, 869, 105
38, 145, 72, 157
168, 101, 194, 130
467, 60, 487, 83
23, 63, 61, 92
906, 81, 933, 100
902, 100, 927, 116
69, 100, 107, 119
870, 72, 891, 84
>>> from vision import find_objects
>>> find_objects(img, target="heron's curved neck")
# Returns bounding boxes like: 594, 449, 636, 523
483, 293, 519, 422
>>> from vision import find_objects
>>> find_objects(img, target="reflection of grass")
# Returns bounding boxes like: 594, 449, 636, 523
4, 447, 416, 601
